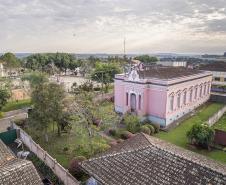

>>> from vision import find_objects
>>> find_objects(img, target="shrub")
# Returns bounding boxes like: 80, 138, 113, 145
145, 124, 155, 135
151, 123, 160, 133
140, 126, 151, 135
68, 156, 86, 179
124, 114, 140, 133
187, 123, 215, 149
109, 128, 117, 136
121, 131, 133, 139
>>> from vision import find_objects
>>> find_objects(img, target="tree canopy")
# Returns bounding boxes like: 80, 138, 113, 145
91, 62, 121, 92
24, 53, 79, 74
29, 81, 70, 141
187, 123, 215, 149
134, 55, 158, 64
0, 52, 20, 72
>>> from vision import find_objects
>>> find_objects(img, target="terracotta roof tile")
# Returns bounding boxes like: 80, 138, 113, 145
81, 133, 226, 185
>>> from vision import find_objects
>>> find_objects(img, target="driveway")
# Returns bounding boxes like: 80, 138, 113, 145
0, 109, 28, 133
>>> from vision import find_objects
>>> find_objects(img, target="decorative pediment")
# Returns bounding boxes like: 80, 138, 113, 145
128, 69, 140, 81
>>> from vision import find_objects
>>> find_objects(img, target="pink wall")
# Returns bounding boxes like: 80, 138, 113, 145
114, 71, 213, 127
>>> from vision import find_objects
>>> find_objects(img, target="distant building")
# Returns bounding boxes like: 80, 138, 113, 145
224, 52, 226, 57
0, 139, 43, 185
114, 66, 212, 127
81, 133, 226, 185
0, 63, 5, 77
157, 61, 187, 67
199, 62, 226, 86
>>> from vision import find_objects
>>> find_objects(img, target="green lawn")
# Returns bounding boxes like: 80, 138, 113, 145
156, 103, 226, 164
2, 99, 32, 112
213, 113, 226, 132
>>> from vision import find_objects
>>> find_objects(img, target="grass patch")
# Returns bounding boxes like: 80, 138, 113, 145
213, 113, 226, 132
26, 121, 110, 168
156, 102, 226, 164
2, 99, 32, 112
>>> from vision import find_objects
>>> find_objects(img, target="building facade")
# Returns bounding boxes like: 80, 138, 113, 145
114, 67, 212, 127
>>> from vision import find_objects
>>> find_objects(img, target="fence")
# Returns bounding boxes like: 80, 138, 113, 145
214, 129, 226, 146
207, 105, 226, 126
12, 123, 80, 185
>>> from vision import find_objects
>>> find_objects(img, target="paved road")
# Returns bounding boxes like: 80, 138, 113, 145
0, 109, 28, 133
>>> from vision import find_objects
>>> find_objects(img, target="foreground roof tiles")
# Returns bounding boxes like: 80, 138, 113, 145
81, 133, 226, 185
0, 140, 43, 185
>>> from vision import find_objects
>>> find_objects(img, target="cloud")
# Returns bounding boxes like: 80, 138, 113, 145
0, 0, 226, 53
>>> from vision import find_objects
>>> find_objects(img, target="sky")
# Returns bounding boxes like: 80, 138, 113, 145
0, 0, 226, 54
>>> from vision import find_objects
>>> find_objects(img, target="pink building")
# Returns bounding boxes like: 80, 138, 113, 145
114, 67, 212, 127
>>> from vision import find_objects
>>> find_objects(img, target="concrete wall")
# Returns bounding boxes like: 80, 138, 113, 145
12, 124, 80, 185
207, 105, 226, 126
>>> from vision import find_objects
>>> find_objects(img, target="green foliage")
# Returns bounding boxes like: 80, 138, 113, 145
140, 125, 151, 135
134, 55, 158, 64
2, 99, 31, 112
29, 154, 63, 185
24, 53, 78, 74
91, 62, 121, 92
213, 113, 226, 132
0, 52, 20, 71
21, 72, 48, 88
0, 88, 10, 111
151, 123, 160, 133
187, 123, 215, 149
30, 82, 68, 138
146, 124, 155, 134
124, 114, 140, 133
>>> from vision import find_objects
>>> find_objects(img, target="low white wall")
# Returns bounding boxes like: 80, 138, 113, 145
12, 123, 80, 185
207, 105, 226, 126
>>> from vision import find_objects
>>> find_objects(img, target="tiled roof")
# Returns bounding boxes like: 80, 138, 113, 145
0, 140, 43, 185
137, 67, 205, 79
199, 62, 226, 72
81, 133, 226, 185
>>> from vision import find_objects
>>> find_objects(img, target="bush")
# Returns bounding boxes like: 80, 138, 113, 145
187, 123, 215, 149
124, 114, 140, 133
151, 123, 160, 133
140, 126, 151, 135
109, 128, 117, 136
120, 131, 133, 139
68, 156, 86, 179
145, 124, 155, 135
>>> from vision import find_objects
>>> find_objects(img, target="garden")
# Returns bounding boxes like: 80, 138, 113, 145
156, 102, 226, 164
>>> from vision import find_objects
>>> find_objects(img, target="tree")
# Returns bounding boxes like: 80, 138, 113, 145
1, 52, 20, 76
21, 72, 48, 89
134, 55, 158, 64
91, 62, 121, 92
29, 82, 68, 141
187, 123, 215, 149
0, 88, 10, 111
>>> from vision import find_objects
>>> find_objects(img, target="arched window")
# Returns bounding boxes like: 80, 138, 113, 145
194, 86, 198, 99
169, 94, 174, 111
199, 85, 203, 98
189, 88, 193, 102
204, 83, 207, 96
183, 90, 187, 105
177, 93, 181, 108
207, 83, 211, 94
